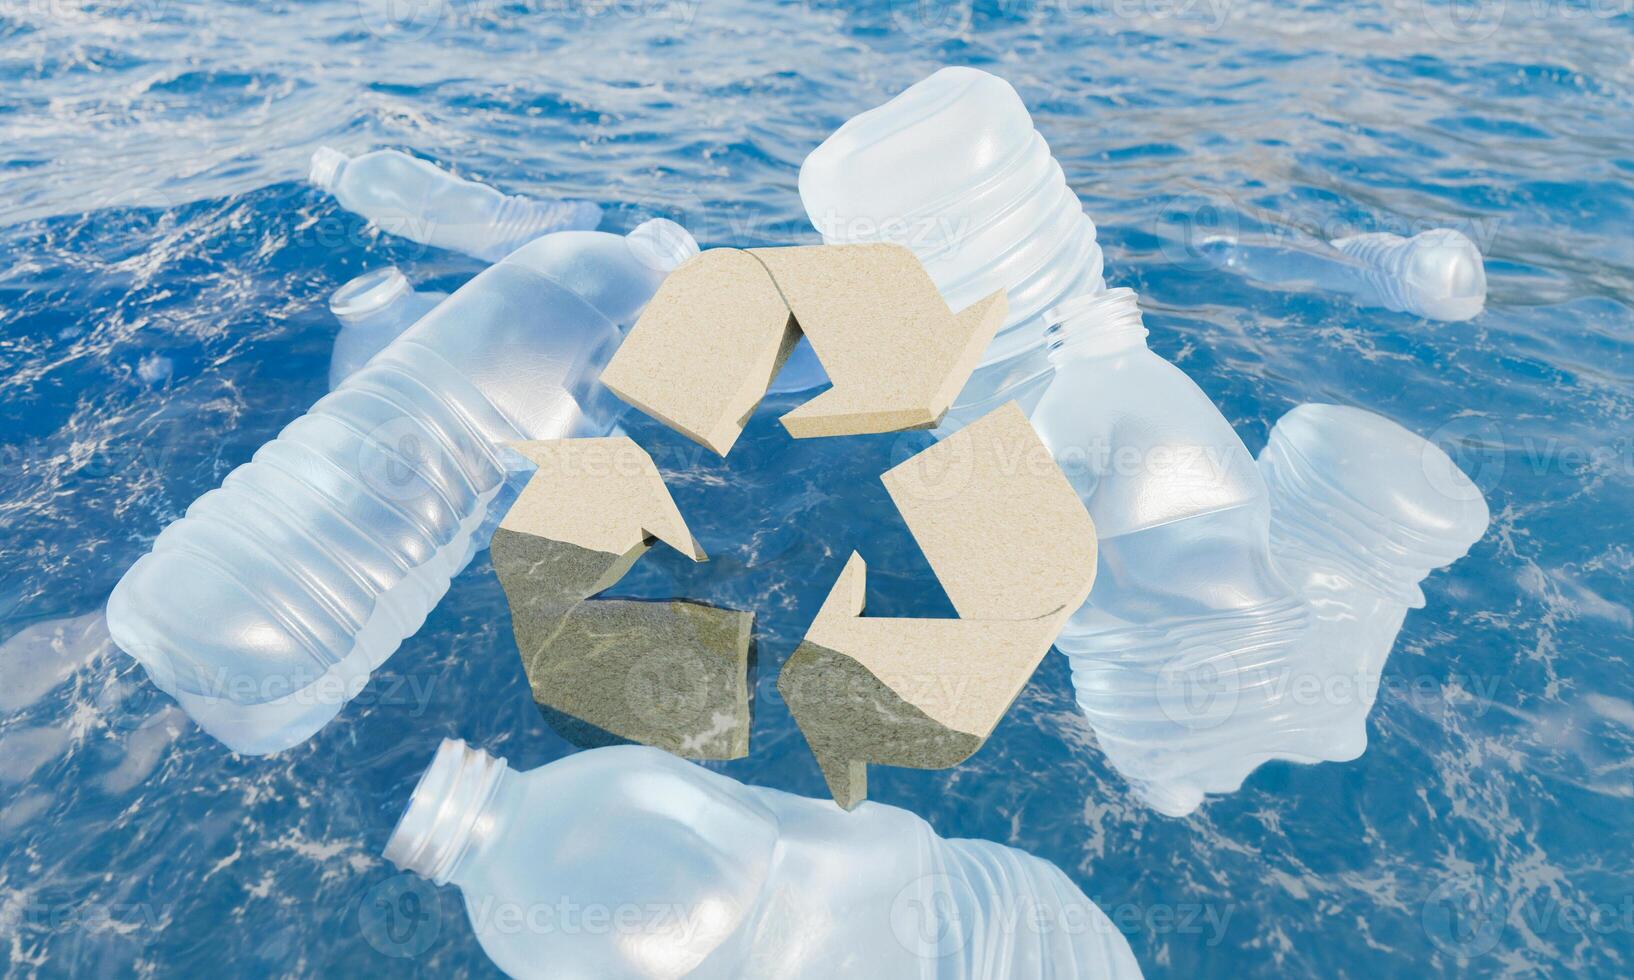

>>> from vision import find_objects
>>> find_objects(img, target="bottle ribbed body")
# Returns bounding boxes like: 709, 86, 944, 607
309, 146, 603, 264
106, 250, 645, 754
386, 743, 1144, 979
107, 344, 524, 754
479, 193, 605, 262
1329, 228, 1486, 321
799, 67, 1106, 388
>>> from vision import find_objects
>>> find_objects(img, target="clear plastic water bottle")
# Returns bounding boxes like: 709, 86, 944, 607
799, 67, 1107, 423
1036, 288, 1313, 817
1200, 227, 1486, 321
1255, 403, 1489, 762
309, 147, 604, 262
105, 221, 698, 756
384, 740, 1144, 979
327, 267, 447, 390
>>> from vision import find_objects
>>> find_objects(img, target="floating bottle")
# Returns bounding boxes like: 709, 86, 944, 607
1199, 227, 1486, 321
1254, 403, 1489, 761
384, 739, 1144, 979
799, 66, 1106, 423
1036, 288, 1310, 815
105, 221, 698, 756
309, 147, 603, 262
327, 266, 447, 390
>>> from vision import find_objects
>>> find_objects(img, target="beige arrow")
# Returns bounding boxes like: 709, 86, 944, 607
748, 244, 1006, 439
598, 243, 1005, 456
492, 438, 753, 761
778, 402, 1097, 808
500, 437, 705, 599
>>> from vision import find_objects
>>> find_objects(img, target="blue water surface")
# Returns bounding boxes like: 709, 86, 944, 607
3, 0, 1633, 976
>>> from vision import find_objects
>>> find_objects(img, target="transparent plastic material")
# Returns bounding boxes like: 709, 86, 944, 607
309, 147, 604, 262
799, 66, 1107, 422
386, 740, 1144, 979
105, 221, 699, 756
1200, 227, 1487, 321
1047, 298, 1488, 813
327, 267, 447, 390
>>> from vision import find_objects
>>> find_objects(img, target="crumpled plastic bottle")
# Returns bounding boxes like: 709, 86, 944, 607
309, 147, 603, 262
1199, 227, 1487, 321
1049, 317, 1488, 815
798, 66, 1107, 425
327, 266, 447, 390
105, 220, 697, 756
384, 739, 1145, 979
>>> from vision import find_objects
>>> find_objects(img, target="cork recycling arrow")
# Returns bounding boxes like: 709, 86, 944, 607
492, 438, 753, 761
598, 243, 1007, 456
778, 402, 1098, 809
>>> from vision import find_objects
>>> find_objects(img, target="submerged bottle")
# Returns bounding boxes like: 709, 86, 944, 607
327, 267, 447, 390
799, 66, 1106, 423
385, 740, 1143, 979
309, 147, 604, 262
106, 220, 699, 756
1254, 403, 1489, 761
1199, 227, 1486, 321
1038, 288, 1312, 816
1048, 322, 1489, 814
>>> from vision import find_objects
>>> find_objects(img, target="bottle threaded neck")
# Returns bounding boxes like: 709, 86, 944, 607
626, 217, 701, 273
309, 146, 349, 191
1045, 287, 1148, 363
329, 266, 412, 324
384, 739, 508, 885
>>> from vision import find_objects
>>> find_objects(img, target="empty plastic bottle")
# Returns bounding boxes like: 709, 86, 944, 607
1035, 288, 1314, 817
327, 267, 447, 390
309, 147, 603, 262
1198, 227, 1486, 321
105, 220, 699, 756
1254, 403, 1489, 762
1049, 351, 1488, 813
799, 66, 1107, 423
384, 739, 1143, 979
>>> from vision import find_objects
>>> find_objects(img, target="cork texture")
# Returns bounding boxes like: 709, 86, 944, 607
778, 402, 1097, 808
492, 439, 752, 760
598, 243, 1006, 454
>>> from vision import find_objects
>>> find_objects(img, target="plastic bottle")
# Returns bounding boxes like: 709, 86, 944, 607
1052, 387, 1488, 815
309, 147, 604, 262
384, 740, 1144, 979
1254, 403, 1489, 762
799, 66, 1106, 424
1199, 227, 1486, 321
105, 220, 699, 756
327, 267, 447, 390
1036, 288, 1313, 817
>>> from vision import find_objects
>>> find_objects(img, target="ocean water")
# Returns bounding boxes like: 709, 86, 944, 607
3, 0, 1633, 976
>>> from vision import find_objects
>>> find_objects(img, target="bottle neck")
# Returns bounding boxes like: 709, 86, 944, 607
384, 739, 510, 886
1045, 287, 1149, 364
309, 146, 350, 192
329, 267, 414, 329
